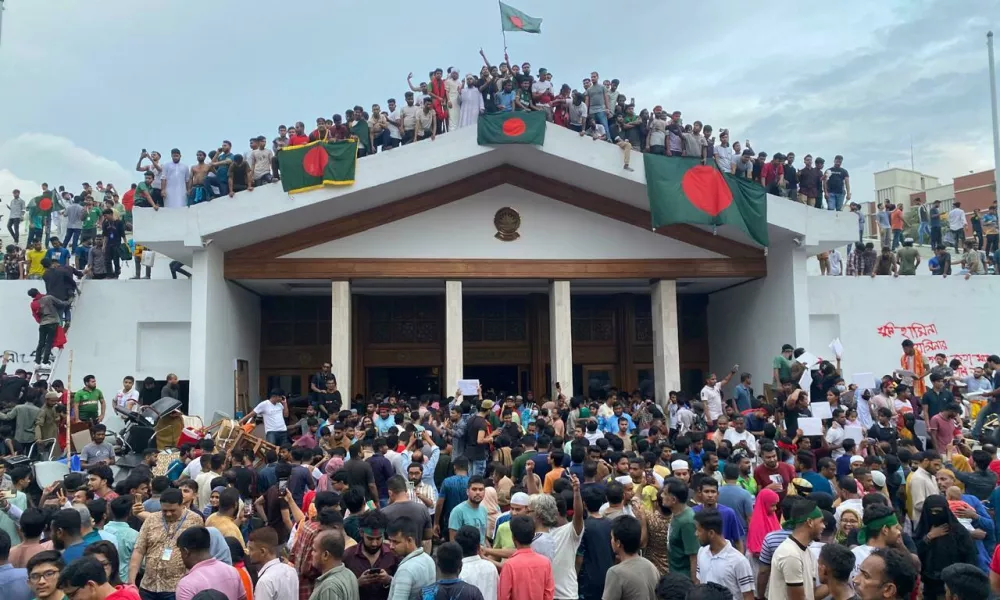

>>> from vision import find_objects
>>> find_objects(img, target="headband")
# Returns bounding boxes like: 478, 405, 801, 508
361, 527, 383, 537
785, 506, 823, 529
857, 514, 899, 544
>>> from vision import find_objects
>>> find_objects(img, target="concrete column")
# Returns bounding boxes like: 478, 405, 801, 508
189, 244, 226, 420
331, 281, 352, 401
445, 281, 463, 395
549, 280, 573, 399
652, 280, 681, 412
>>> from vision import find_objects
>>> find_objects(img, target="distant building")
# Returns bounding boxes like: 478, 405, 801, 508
910, 168, 997, 235
868, 168, 940, 235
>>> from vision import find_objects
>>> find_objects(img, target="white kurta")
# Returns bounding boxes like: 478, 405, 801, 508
161, 161, 190, 209
445, 77, 462, 131
459, 85, 484, 128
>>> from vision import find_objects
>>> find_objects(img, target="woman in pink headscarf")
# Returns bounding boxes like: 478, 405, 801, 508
316, 456, 344, 492
747, 488, 782, 555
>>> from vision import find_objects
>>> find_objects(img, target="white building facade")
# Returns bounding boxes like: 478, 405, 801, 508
4, 125, 997, 423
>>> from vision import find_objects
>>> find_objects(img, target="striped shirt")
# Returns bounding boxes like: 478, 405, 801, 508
696, 541, 755, 600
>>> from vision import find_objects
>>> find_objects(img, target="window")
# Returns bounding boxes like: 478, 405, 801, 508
368, 297, 440, 344
463, 297, 526, 343
261, 297, 331, 347
571, 297, 615, 342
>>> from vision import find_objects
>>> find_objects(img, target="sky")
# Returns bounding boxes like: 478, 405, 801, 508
1, 0, 998, 205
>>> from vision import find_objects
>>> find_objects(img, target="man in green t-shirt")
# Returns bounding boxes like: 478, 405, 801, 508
896, 238, 921, 276
73, 374, 105, 423
664, 479, 700, 579
772, 344, 794, 385
80, 198, 103, 243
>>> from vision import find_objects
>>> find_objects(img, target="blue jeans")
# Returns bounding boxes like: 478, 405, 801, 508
205, 173, 229, 197
891, 229, 903, 250
972, 401, 1000, 438
592, 111, 611, 139
471, 459, 487, 477
63, 228, 81, 252
827, 193, 845, 211
265, 431, 288, 446
918, 222, 931, 245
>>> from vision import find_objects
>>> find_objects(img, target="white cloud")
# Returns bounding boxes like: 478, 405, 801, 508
0, 133, 133, 194
0, 169, 40, 197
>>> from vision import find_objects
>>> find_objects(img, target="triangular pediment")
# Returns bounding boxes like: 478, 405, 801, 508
229, 165, 762, 261
280, 183, 725, 260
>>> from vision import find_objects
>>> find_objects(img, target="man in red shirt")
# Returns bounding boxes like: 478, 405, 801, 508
928, 402, 962, 452
289, 122, 310, 146
497, 515, 554, 600
890, 203, 906, 250
760, 153, 785, 195
754, 441, 796, 502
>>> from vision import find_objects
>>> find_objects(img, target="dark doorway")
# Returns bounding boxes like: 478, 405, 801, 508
367, 367, 441, 397
463, 366, 519, 398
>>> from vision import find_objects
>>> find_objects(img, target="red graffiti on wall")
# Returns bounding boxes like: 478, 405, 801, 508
876, 322, 938, 339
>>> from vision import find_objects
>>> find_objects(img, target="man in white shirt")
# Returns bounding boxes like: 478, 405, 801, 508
248, 136, 275, 186
827, 247, 843, 276
114, 376, 140, 412
948, 201, 968, 251
714, 129, 735, 173
825, 411, 847, 459
695, 509, 755, 600
248, 526, 299, 600
385, 98, 403, 148
455, 526, 498, 600
700, 368, 737, 426
724, 416, 758, 456
240, 389, 290, 446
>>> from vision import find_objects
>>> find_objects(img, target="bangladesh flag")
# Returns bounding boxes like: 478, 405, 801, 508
277, 140, 358, 194
643, 154, 769, 246
27, 190, 62, 217
500, 2, 542, 33
478, 112, 546, 146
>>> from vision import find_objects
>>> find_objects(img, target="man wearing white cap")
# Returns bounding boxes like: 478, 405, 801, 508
485, 492, 531, 556
671, 460, 691, 484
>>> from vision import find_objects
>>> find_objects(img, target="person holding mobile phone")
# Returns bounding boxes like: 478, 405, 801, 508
343, 510, 399, 599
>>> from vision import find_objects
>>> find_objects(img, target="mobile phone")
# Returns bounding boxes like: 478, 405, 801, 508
366, 569, 380, 575
278, 479, 288, 494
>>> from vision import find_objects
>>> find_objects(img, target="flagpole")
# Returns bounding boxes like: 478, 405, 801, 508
499, 1, 509, 64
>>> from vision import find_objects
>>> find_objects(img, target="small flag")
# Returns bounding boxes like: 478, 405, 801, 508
499, 2, 542, 34
277, 141, 357, 194
643, 154, 769, 246
477, 112, 546, 146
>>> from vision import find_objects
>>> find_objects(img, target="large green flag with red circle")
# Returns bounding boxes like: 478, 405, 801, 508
27, 190, 62, 217
499, 2, 542, 33
643, 154, 769, 247
277, 140, 358, 194
477, 112, 546, 146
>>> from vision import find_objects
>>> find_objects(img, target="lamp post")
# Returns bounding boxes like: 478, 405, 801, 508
989, 31, 1000, 207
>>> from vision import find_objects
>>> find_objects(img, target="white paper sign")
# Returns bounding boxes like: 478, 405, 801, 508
797, 352, 821, 367
799, 417, 825, 437
829, 338, 844, 359
799, 369, 814, 393
809, 402, 834, 419
457, 379, 480, 396
844, 426, 865, 443
852, 373, 879, 391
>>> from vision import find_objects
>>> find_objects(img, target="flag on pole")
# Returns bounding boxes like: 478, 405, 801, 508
499, 2, 542, 33
27, 190, 62, 218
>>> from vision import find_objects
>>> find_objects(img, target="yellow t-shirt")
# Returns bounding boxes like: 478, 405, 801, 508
26, 249, 45, 276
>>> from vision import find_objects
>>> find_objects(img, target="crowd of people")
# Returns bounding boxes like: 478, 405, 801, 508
2, 51, 857, 267
813, 200, 999, 278
1, 339, 1000, 600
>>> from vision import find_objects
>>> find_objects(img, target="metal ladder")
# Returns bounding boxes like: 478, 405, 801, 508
29, 275, 86, 385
